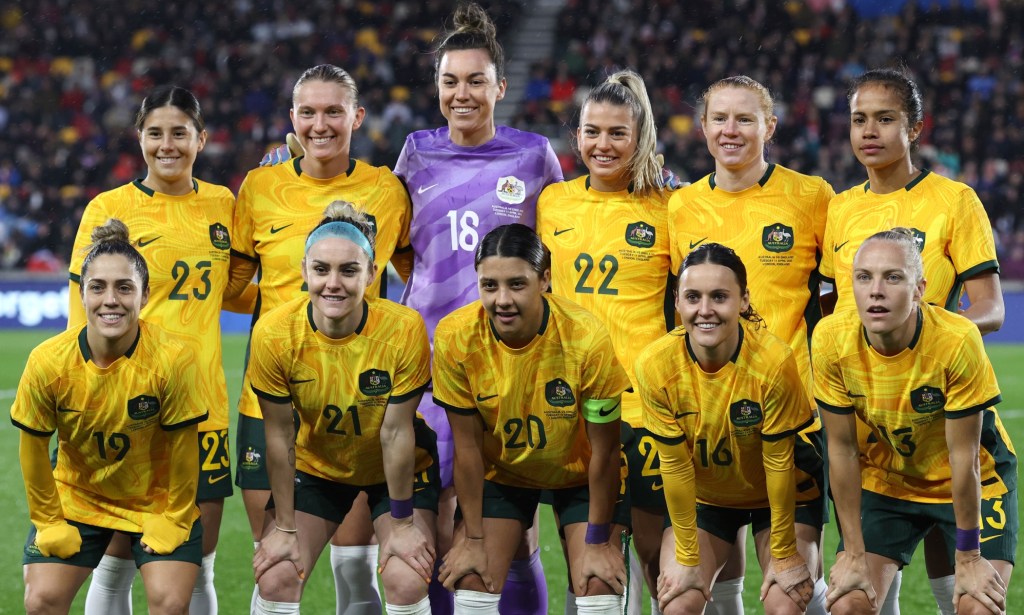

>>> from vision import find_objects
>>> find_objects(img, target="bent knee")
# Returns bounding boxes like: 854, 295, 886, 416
381, 565, 429, 604
257, 563, 304, 602
829, 591, 879, 615
24, 587, 72, 615
662, 589, 708, 615
955, 595, 1006, 615
146, 591, 192, 615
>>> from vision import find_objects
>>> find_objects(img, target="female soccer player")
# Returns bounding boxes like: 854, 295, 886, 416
821, 68, 1005, 614
433, 223, 631, 614
637, 243, 816, 615
16, 219, 205, 615
814, 229, 1016, 615
249, 202, 437, 615
667, 75, 832, 615
233, 63, 413, 613
536, 69, 673, 611
394, 4, 563, 611
67, 85, 243, 614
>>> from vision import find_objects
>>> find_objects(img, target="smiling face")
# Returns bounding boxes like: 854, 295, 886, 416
290, 80, 365, 177
676, 263, 749, 369
138, 105, 206, 195
302, 236, 376, 337
82, 253, 149, 347
437, 48, 506, 146
852, 239, 925, 352
701, 85, 776, 174
578, 101, 637, 192
849, 83, 922, 174
477, 255, 549, 348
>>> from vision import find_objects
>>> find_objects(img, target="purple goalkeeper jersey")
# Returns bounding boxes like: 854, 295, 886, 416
395, 125, 563, 339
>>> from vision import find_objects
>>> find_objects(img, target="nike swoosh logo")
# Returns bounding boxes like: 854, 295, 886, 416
417, 183, 439, 194
689, 237, 707, 249
981, 534, 1002, 543
137, 236, 161, 247
598, 402, 620, 417
271, 223, 294, 234
673, 411, 697, 419
58, 407, 80, 413
289, 378, 314, 384
834, 240, 850, 252
476, 393, 498, 402
207, 473, 229, 485
554, 228, 575, 236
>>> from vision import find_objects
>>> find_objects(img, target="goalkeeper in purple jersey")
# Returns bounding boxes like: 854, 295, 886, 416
392, 4, 563, 614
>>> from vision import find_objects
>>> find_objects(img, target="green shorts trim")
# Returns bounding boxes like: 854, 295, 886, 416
268, 418, 441, 523
844, 489, 1018, 567
481, 480, 631, 530
691, 497, 825, 540
24, 519, 203, 568
623, 424, 667, 511
197, 428, 233, 501
235, 413, 269, 490
794, 428, 829, 525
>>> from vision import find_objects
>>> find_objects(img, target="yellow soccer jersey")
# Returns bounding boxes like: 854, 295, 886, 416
234, 157, 412, 419
68, 179, 236, 432
668, 164, 833, 402
233, 157, 411, 312
822, 171, 999, 314
432, 294, 632, 489
812, 303, 1016, 503
537, 176, 674, 427
11, 321, 205, 532
639, 320, 814, 509
247, 297, 432, 486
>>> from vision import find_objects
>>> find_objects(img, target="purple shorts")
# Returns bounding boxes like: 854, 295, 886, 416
417, 395, 454, 489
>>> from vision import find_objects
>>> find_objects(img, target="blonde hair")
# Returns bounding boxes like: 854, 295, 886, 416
293, 64, 360, 108
700, 75, 775, 123
857, 227, 925, 283
581, 69, 662, 195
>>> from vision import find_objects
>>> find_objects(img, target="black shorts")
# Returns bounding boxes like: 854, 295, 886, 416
24, 519, 203, 568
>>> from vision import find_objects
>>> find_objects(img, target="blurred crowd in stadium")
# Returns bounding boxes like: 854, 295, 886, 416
1, 0, 1022, 276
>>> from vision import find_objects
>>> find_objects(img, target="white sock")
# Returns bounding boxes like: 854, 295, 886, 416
84, 554, 135, 615
453, 589, 500, 614
805, 577, 829, 615
879, 569, 901, 615
627, 554, 642, 615
330, 544, 381, 614
575, 594, 622, 614
189, 551, 218, 614
251, 541, 261, 615
565, 589, 578, 615
650, 596, 663, 615
705, 576, 743, 615
385, 596, 431, 614
254, 594, 300, 614
929, 575, 955, 615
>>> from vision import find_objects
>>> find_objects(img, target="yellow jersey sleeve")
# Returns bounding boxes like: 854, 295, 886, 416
11, 339, 65, 436
431, 314, 476, 412
636, 332, 687, 445
944, 320, 1001, 418
810, 315, 852, 413
248, 313, 293, 404
949, 185, 1000, 282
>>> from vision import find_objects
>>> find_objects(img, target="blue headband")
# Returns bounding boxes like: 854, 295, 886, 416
305, 221, 375, 261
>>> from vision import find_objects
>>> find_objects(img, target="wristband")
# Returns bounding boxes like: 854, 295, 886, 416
955, 527, 981, 551
585, 522, 611, 545
390, 497, 414, 519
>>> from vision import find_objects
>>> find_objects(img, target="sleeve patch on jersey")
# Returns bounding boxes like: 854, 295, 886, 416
390, 381, 429, 405
945, 395, 1002, 420
251, 385, 291, 405
433, 397, 477, 416
162, 411, 209, 432
10, 418, 54, 438
815, 399, 854, 415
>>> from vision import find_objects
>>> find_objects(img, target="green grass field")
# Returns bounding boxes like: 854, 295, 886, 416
0, 330, 1021, 614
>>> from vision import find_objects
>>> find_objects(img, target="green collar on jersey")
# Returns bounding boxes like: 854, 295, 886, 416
132, 178, 199, 197
709, 163, 775, 191
293, 156, 357, 178
79, 324, 141, 363
306, 299, 368, 336
684, 322, 744, 366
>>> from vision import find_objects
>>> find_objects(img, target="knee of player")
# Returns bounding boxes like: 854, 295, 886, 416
256, 563, 304, 602
661, 590, 708, 615
142, 585, 193, 615
829, 591, 879, 615
24, 583, 71, 615
455, 571, 497, 594
955, 595, 1006, 615
380, 562, 430, 603
762, 591, 805, 615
